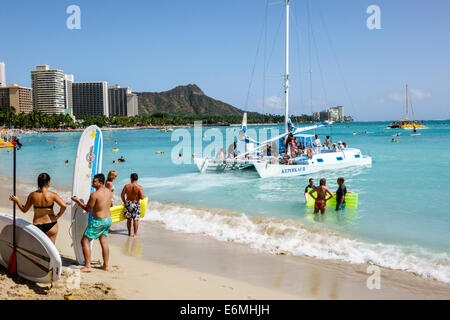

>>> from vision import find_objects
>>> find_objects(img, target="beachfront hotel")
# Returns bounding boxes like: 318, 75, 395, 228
31, 65, 67, 114
0, 84, 33, 114
108, 85, 138, 117
64, 74, 74, 115
72, 81, 109, 116
313, 106, 345, 122
0, 62, 5, 87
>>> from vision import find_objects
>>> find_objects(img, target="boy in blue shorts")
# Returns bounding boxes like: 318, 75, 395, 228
72, 173, 113, 272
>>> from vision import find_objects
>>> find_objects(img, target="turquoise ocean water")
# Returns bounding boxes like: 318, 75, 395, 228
1, 121, 450, 283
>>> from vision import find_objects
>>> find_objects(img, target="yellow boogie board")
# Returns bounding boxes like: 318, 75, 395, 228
305, 192, 358, 209
110, 197, 149, 223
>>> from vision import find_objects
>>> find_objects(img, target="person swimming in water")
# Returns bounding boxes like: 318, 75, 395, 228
309, 178, 334, 215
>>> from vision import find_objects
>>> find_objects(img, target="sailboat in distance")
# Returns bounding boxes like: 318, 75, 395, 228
389, 84, 424, 129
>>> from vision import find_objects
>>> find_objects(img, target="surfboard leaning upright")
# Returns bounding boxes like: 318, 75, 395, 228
71, 125, 103, 265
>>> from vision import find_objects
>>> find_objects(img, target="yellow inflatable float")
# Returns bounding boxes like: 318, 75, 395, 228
305, 191, 358, 209
110, 197, 149, 223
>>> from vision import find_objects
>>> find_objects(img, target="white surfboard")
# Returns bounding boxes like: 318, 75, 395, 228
0, 213, 62, 283
71, 125, 103, 265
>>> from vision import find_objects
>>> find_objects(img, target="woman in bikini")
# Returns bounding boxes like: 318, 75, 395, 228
309, 178, 334, 215
9, 173, 67, 244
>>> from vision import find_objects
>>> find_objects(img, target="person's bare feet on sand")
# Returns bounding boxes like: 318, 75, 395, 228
81, 267, 92, 273
101, 265, 109, 271
133, 234, 138, 238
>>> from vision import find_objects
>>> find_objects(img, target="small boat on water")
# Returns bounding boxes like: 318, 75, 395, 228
389, 84, 423, 129
157, 127, 174, 132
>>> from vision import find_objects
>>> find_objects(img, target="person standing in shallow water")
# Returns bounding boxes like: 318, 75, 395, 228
121, 173, 145, 238
309, 178, 334, 215
335, 177, 347, 211
72, 174, 113, 272
304, 178, 316, 202
9, 173, 67, 244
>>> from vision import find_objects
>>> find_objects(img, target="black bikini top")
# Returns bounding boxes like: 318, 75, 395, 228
34, 203, 54, 210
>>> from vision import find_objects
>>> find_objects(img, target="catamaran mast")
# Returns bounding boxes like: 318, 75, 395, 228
284, 0, 290, 133
406, 84, 409, 121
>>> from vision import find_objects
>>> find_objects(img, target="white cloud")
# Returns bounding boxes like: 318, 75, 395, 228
264, 96, 283, 110
388, 92, 404, 102
388, 88, 431, 102
409, 89, 431, 100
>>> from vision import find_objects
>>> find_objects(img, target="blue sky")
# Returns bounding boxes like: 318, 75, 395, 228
1, 0, 449, 121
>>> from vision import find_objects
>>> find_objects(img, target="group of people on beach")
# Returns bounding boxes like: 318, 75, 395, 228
9, 170, 145, 272
305, 177, 347, 215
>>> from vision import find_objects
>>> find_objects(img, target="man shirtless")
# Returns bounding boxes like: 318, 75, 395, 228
121, 173, 145, 238
309, 178, 334, 215
71, 173, 113, 272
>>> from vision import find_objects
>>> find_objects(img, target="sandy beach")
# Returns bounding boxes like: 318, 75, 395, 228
0, 177, 449, 300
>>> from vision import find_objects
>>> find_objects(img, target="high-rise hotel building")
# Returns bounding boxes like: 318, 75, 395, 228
31, 65, 66, 114
0, 84, 33, 114
108, 85, 138, 117
64, 74, 74, 115
0, 62, 6, 87
72, 82, 109, 116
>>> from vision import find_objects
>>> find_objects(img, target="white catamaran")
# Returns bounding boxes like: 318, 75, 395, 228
194, 0, 372, 178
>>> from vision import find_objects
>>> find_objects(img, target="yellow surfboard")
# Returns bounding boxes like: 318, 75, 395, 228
110, 197, 149, 223
305, 192, 358, 209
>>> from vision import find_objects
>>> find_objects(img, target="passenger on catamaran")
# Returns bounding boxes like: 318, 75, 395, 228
216, 148, 225, 159
343, 142, 348, 148
226, 141, 237, 158
299, 141, 305, 153
266, 144, 272, 157
332, 143, 338, 152
313, 135, 322, 154
280, 154, 291, 165
289, 139, 298, 158
325, 136, 330, 150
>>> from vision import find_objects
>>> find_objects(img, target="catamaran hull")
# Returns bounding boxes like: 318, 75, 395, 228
194, 157, 255, 173
253, 152, 372, 178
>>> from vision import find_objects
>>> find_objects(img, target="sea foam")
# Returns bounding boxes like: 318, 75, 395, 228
144, 201, 450, 284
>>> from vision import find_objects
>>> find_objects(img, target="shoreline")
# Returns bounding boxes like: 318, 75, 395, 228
3, 121, 353, 135
0, 178, 449, 299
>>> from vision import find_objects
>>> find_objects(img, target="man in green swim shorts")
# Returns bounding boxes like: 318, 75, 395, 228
72, 173, 113, 272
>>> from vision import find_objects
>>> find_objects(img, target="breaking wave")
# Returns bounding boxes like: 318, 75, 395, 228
143, 201, 450, 284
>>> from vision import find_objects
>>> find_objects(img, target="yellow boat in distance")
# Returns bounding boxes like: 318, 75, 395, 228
389, 84, 423, 130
